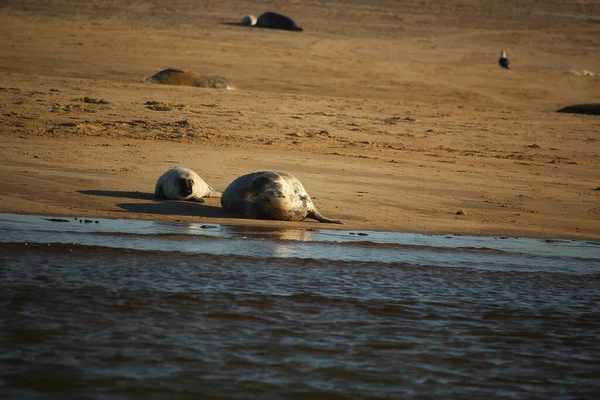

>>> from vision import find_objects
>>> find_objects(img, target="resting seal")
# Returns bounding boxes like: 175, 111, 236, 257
242, 12, 303, 31
221, 171, 343, 223
143, 69, 235, 90
155, 167, 222, 202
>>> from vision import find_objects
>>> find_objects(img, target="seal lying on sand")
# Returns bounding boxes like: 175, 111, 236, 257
556, 103, 600, 116
242, 12, 303, 32
221, 171, 343, 223
143, 69, 235, 90
155, 167, 222, 202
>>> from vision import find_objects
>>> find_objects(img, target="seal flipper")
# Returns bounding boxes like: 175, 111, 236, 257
187, 196, 205, 203
206, 187, 223, 198
307, 209, 344, 224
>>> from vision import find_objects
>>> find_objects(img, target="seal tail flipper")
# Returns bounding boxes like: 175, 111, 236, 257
206, 187, 223, 198
308, 209, 344, 224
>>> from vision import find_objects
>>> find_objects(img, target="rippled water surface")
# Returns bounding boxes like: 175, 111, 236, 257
1, 213, 599, 399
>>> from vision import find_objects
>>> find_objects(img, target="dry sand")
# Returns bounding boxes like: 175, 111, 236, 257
0, 0, 599, 239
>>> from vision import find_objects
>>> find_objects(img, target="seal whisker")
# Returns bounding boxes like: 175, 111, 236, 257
247, 196, 260, 204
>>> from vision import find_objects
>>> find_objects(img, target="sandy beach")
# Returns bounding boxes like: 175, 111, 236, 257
0, 0, 598, 239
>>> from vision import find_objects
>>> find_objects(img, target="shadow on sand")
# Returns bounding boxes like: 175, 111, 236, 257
78, 190, 155, 201
116, 202, 232, 219
78, 189, 234, 219
221, 21, 248, 27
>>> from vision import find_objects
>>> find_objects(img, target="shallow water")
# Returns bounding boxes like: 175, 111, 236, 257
1, 213, 599, 399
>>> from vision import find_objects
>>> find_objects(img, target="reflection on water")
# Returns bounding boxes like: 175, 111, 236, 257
1, 214, 599, 399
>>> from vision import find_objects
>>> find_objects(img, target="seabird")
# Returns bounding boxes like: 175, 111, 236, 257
498, 50, 510, 70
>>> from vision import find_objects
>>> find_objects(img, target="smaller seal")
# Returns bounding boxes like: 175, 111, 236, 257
155, 167, 222, 202
498, 50, 510, 70
254, 12, 303, 32
143, 68, 235, 90
221, 171, 343, 223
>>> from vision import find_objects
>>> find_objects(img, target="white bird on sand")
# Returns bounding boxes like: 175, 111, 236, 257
498, 50, 510, 70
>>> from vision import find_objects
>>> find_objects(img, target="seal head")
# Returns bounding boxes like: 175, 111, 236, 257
241, 15, 257, 26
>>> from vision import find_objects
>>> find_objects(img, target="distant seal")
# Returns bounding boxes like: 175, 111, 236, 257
155, 167, 222, 202
556, 103, 600, 116
498, 50, 510, 70
221, 171, 343, 223
243, 12, 303, 32
143, 68, 235, 90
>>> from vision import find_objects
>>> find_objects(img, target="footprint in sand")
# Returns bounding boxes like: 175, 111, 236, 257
144, 100, 186, 112
564, 70, 598, 77
74, 96, 109, 105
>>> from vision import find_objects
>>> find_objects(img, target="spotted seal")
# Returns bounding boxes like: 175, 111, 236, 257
242, 12, 303, 32
221, 171, 343, 223
143, 68, 235, 90
155, 167, 222, 202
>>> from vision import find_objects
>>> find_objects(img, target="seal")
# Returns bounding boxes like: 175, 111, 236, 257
143, 68, 235, 90
250, 12, 303, 32
221, 171, 343, 223
155, 167, 222, 202
498, 50, 510, 70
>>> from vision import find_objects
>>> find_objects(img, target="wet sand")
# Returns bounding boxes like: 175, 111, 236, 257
0, 0, 599, 239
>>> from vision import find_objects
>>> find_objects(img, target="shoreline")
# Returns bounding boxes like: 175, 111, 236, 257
3, 212, 599, 246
